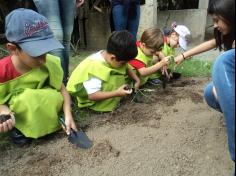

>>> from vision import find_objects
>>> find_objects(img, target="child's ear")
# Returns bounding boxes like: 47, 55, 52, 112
140, 42, 146, 47
6, 43, 19, 54
110, 54, 117, 61
140, 42, 147, 49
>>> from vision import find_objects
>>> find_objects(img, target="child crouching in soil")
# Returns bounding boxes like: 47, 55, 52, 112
128, 27, 170, 86
0, 9, 77, 147
155, 22, 191, 81
67, 30, 140, 112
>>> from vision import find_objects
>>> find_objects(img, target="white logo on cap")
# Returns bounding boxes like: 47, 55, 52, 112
24, 21, 49, 37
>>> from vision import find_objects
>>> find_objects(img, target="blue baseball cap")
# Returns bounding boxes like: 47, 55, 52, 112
5, 8, 64, 57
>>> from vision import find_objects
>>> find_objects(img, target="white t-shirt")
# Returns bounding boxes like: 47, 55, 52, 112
83, 51, 104, 95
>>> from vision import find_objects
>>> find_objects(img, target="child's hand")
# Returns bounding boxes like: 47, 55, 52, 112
64, 115, 77, 135
0, 112, 15, 133
161, 66, 171, 80
160, 56, 170, 66
116, 85, 133, 97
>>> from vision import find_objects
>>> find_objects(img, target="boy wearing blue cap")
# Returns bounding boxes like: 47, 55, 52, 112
0, 9, 77, 146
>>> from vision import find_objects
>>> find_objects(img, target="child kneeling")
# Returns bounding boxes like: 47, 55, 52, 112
0, 9, 77, 146
67, 31, 140, 112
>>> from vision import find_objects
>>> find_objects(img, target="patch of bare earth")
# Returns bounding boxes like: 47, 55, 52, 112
0, 77, 234, 176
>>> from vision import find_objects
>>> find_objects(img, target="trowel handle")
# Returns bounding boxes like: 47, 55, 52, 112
59, 116, 76, 133
59, 116, 66, 128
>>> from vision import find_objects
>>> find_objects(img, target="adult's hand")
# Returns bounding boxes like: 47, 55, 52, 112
174, 54, 185, 68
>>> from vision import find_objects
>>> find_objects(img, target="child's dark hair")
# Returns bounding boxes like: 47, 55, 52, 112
208, 0, 235, 51
11, 42, 22, 50
140, 28, 164, 51
107, 30, 138, 61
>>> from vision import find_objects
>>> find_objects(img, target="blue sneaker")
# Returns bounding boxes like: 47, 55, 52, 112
148, 79, 163, 86
10, 128, 31, 147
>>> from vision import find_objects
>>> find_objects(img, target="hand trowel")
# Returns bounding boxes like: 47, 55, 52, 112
59, 116, 93, 149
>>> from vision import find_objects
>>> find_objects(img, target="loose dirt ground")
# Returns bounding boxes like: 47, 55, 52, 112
0, 77, 234, 176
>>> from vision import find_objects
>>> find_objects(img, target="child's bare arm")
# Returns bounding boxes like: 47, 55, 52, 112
60, 85, 77, 134
88, 85, 132, 101
155, 51, 166, 61
127, 68, 141, 90
138, 57, 170, 77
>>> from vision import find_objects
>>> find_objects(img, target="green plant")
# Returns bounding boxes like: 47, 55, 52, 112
174, 59, 213, 77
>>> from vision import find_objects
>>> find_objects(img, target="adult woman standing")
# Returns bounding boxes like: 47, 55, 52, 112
175, 0, 235, 174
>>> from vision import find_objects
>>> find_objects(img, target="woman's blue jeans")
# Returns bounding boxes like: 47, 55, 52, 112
112, 3, 140, 40
204, 49, 235, 165
33, 0, 76, 83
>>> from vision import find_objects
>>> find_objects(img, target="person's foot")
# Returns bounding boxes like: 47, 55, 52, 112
10, 128, 31, 147
148, 78, 163, 86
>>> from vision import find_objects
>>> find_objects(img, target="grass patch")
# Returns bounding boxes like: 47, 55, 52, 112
69, 50, 213, 78
69, 49, 96, 74
174, 59, 213, 77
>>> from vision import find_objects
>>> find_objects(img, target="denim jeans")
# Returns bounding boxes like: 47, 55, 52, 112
112, 3, 140, 40
33, 0, 76, 83
204, 49, 235, 166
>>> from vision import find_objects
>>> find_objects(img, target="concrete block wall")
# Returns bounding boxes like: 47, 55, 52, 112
84, 0, 209, 49
155, 9, 208, 44
84, 0, 158, 49
85, 10, 111, 50
137, 0, 157, 39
